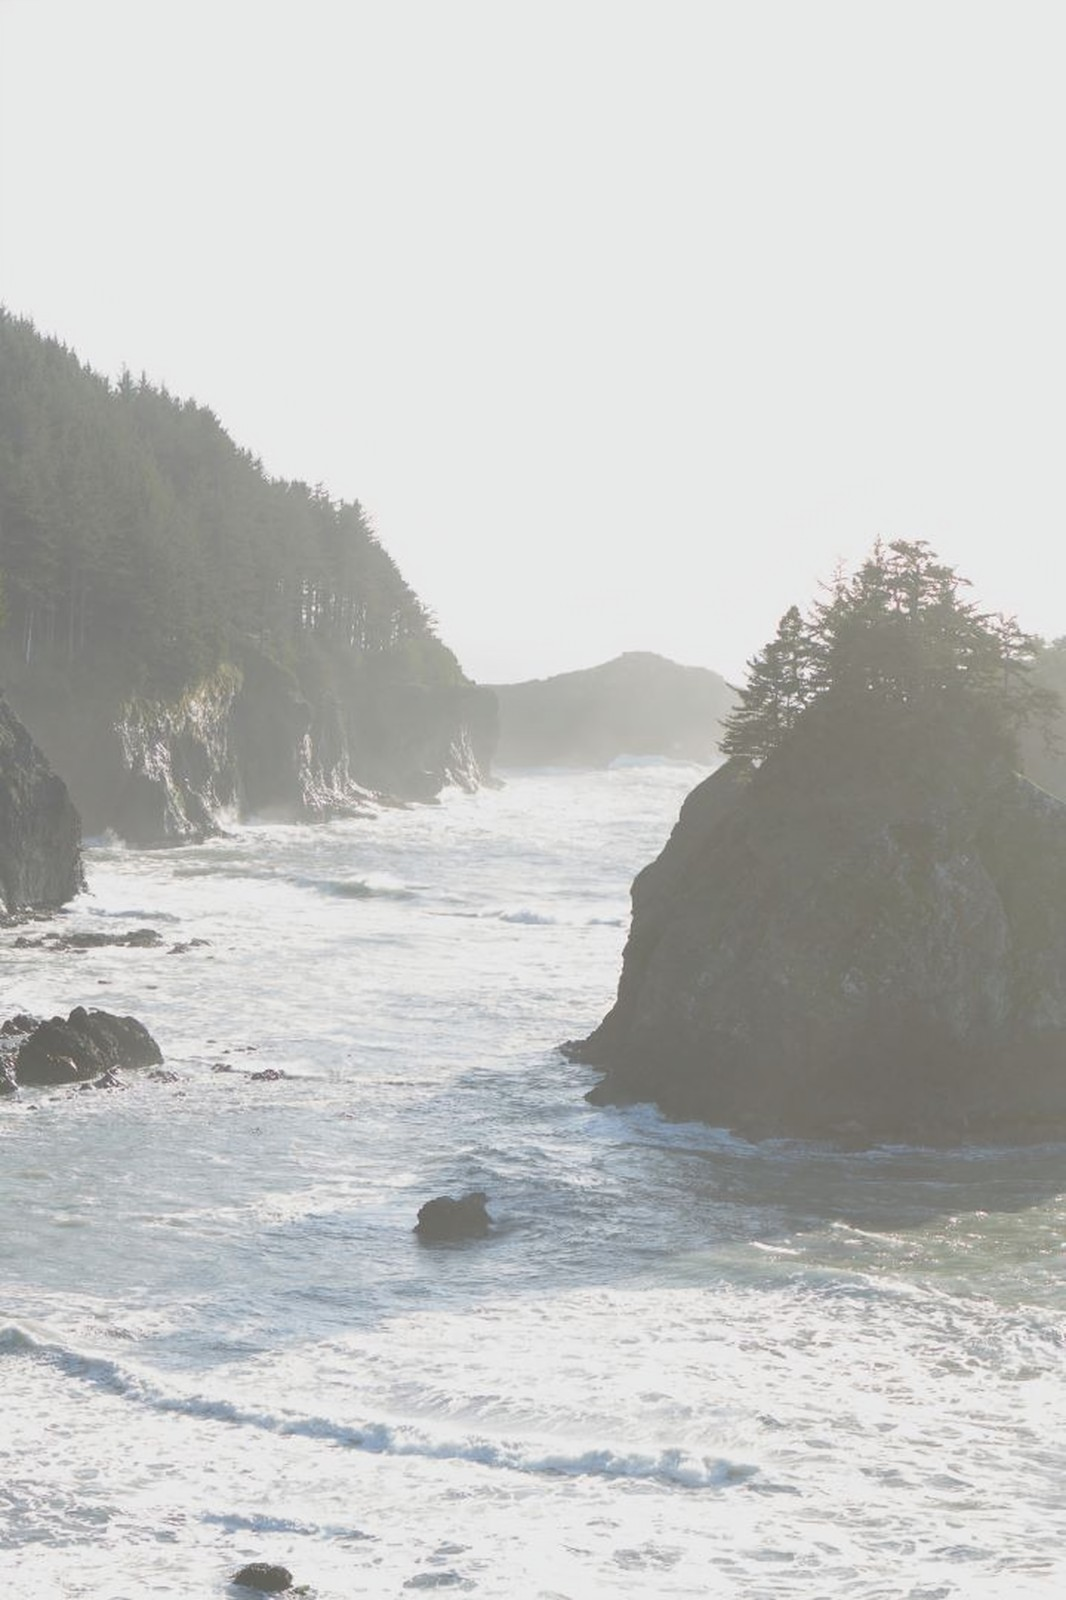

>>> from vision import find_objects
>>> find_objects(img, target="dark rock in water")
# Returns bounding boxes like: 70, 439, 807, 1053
415, 1191, 491, 1241
147, 1068, 180, 1083
78, 1070, 124, 1091
231, 1562, 294, 1593
0, 1069, 17, 1097
249, 1067, 286, 1082
14, 927, 163, 951
573, 704, 1066, 1143
15, 1007, 163, 1086
0, 696, 83, 914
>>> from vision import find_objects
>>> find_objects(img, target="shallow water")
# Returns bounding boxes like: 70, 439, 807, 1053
2, 764, 1065, 1597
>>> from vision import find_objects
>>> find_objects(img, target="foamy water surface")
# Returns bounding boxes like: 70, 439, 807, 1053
2, 764, 1065, 1597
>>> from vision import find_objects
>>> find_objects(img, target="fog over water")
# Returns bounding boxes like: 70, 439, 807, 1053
2, 1, 1065, 681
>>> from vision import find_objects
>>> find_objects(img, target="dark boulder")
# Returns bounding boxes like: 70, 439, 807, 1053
415, 1191, 491, 1241
231, 1562, 294, 1593
15, 1007, 163, 1086
489, 651, 734, 768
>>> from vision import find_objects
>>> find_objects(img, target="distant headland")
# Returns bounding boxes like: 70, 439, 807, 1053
488, 651, 734, 769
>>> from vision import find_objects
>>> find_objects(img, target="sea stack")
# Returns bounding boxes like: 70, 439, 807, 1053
571, 542, 1066, 1142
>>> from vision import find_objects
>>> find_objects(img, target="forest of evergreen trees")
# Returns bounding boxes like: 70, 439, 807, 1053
720, 540, 1059, 767
0, 309, 463, 703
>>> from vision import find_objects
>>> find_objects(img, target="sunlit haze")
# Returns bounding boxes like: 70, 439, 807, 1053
2, 0, 1063, 683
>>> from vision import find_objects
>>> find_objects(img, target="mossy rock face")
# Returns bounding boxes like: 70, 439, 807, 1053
575, 708, 1066, 1142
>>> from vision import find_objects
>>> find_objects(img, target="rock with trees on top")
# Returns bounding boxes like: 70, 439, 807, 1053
0, 309, 495, 843
571, 540, 1066, 1142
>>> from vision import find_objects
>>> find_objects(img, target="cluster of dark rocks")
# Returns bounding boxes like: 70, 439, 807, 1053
12, 927, 210, 954
0, 1006, 163, 1095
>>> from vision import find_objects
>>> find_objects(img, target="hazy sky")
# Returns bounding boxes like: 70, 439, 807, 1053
2, 1, 1064, 684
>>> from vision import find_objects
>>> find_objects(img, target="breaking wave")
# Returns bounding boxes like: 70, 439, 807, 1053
0, 1324, 754, 1491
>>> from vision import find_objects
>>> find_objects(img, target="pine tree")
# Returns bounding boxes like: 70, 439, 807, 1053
720, 542, 1058, 764
720, 605, 816, 762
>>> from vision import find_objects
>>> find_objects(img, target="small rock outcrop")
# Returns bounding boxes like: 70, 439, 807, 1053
0, 697, 83, 914
231, 1564, 294, 1594
415, 1191, 491, 1241
12, 1007, 163, 1087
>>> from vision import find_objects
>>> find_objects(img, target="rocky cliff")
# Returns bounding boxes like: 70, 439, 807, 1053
8, 647, 498, 845
573, 700, 1066, 1142
0, 311, 498, 845
0, 696, 83, 912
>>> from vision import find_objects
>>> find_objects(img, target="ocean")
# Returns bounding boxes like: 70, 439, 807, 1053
2, 762, 1064, 1598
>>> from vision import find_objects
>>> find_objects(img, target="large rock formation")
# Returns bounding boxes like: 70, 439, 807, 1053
0, 696, 83, 912
489, 652, 733, 768
0, 312, 498, 846
9, 648, 498, 845
572, 700, 1066, 1142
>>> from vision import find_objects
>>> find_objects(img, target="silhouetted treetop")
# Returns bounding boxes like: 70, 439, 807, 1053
721, 540, 1057, 765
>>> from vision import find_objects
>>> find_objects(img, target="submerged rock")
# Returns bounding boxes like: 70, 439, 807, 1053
415, 1191, 491, 1241
573, 703, 1066, 1143
231, 1564, 294, 1594
14, 927, 163, 951
0, 696, 83, 914
14, 1006, 163, 1087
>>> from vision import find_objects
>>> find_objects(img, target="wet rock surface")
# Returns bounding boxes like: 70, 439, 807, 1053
10, 1006, 163, 1087
415, 1191, 491, 1241
231, 1562, 295, 1593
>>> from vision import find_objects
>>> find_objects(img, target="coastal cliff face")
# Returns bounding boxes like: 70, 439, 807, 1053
575, 706, 1066, 1142
0, 697, 83, 912
9, 650, 498, 845
0, 312, 498, 846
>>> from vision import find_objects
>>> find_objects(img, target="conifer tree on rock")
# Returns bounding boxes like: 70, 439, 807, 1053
574, 542, 1066, 1143
719, 539, 1056, 765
